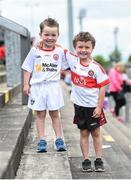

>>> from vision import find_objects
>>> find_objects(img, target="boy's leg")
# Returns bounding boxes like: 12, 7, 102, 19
36, 110, 46, 139
80, 129, 90, 160
91, 127, 102, 158
49, 110, 66, 151
49, 110, 62, 138
36, 110, 47, 152
80, 129, 93, 172
91, 127, 105, 171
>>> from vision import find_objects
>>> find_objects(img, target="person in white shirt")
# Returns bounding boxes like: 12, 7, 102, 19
65, 32, 110, 172
22, 17, 68, 152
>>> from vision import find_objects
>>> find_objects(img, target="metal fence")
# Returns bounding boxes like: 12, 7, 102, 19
0, 16, 31, 105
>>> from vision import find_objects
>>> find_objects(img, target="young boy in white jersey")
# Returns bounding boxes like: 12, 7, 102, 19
22, 17, 68, 152
65, 32, 110, 172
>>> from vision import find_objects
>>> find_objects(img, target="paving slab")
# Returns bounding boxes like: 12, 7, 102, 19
0, 94, 33, 179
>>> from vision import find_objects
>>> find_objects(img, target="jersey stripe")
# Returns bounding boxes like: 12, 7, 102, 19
71, 71, 98, 88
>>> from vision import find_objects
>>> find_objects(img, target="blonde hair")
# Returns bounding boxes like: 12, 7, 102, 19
115, 62, 123, 68
114, 62, 124, 72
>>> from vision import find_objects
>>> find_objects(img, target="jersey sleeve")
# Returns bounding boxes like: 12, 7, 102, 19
21, 47, 35, 73
61, 49, 70, 70
95, 63, 110, 87
64, 51, 77, 69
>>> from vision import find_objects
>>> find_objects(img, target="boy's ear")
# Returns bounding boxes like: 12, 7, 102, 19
39, 32, 42, 36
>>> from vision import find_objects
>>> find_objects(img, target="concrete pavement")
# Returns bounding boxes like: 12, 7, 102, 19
1, 80, 131, 179
16, 81, 131, 179
0, 93, 33, 179
61, 81, 131, 179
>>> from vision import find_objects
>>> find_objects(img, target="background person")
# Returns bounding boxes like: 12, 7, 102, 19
0, 41, 5, 65
109, 62, 126, 121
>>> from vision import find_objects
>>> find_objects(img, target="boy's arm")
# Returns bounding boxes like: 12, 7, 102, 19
92, 86, 105, 118
23, 70, 31, 96
97, 86, 105, 109
62, 50, 77, 71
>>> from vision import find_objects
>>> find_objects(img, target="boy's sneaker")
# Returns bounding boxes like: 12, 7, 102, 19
94, 158, 105, 172
82, 159, 93, 172
55, 138, 66, 151
37, 139, 47, 153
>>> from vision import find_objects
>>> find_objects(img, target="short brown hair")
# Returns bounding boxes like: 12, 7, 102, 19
73, 32, 96, 48
39, 17, 59, 35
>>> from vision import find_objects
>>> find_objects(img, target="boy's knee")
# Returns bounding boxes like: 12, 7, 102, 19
91, 128, 100, 137
49, 111, 59, 119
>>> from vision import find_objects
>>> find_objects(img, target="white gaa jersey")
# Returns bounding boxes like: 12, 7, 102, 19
21, 46, 69, 85
66, 52, 110, 107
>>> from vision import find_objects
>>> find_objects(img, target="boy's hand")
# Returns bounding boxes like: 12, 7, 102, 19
35, 40, 43, 49
92, 106, 102, 118
23, 84, 30, 96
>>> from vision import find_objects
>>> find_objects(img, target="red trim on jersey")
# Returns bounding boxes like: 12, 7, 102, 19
40, 46, 55, 51
69, 52, 78, 57
97, 79, 110, 87
80, 61, 89, 67
71, 71, 110, 88
40, 44, 65, 51
93, 61, 106, 74
99, 110, 107, 126
71, 71, 99, 88
64, 49, 68, 54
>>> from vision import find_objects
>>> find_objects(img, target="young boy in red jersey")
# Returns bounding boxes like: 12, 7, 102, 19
66, 32, 110, 172
22, 17, 68, 152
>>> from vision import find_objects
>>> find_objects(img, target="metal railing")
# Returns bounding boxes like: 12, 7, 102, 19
0, 16, 31, 105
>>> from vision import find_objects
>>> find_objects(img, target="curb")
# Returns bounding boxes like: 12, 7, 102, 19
0, 72, 6, 83
0, 97, 33, 179
0, 84, 21, 108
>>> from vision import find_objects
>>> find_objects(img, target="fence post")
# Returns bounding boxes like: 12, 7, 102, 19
0, 16, 31, 105
125, 93, 131, 123
5, 30, 21, 87
21, 34, 31, 105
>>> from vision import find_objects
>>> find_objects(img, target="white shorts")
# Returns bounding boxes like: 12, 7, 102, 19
28, 81, 64, 111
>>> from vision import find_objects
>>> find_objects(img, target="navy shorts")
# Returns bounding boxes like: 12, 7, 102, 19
73, 104, 107, 131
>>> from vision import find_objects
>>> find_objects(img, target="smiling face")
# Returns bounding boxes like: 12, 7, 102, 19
73, 32, 95, 61
40, 25, 59, 49
75, 41, 94, 60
